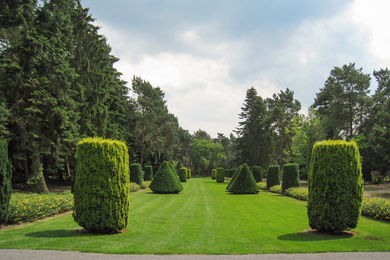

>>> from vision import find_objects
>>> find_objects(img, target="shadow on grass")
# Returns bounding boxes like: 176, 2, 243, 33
278, 230, 356, 241
25, 229, 127, 238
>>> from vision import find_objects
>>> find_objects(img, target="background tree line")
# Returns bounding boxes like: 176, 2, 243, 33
1, 1, 388, 193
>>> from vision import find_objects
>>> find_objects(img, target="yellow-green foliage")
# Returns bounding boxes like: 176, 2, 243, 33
179, 167, 187, 182
7, 191, 73, 224
0, 139, 12, 224
308, 140, 364, 232
285, 187, 308, 201
73, 137, 130, 233
257, 182, 268, 190
269, 185, 282, 194
362, 197, 390, 221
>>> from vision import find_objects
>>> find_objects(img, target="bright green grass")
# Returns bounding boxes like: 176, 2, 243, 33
1, 178, 390, 254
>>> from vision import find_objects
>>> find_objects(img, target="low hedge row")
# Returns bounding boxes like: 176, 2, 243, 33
7, 191, 74, 224
257, 182, 390, 222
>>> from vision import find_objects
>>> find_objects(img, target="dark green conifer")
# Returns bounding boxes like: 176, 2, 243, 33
149, 161, 183, 194
229, 164, 260, 194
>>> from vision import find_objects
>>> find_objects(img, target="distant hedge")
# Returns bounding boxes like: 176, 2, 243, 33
252, 166, 263, 182
0, 139, 12, 225
211, 169, 217, 179
308, 140, 364, 233
73, 138, 130, 233
144, 165, 153, 181
282, 163, 299, 192
266, 165, 280, 189
130, 163, 143, 185
216, 167, 225, 183
179, 167, 188, 182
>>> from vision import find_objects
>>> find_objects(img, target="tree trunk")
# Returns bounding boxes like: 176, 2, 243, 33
31, 155, 49, 193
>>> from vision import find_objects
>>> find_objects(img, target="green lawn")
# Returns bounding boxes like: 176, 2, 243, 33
1, 178, 390, 254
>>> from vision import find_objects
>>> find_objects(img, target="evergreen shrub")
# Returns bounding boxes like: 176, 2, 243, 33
252, 166, 263, 182
282, 163, 300, 192
307, 140, 364, 233
229, 164, 259, 194
130, 163, 143, 185
73, 137, 130, 233
187, 169, 191, 179
216, 167, 225, 183
179, 167, 187, 182
144, 165, 153, 181
266, 165, 280, 189
211, 169, 217, 179
149, 161, 183, 193
226, 165, 243, 191
0, 139, 12, 224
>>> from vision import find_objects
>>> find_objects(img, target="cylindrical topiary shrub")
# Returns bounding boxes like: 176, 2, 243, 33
229, 164, 260, 194
149, 161, 183, 193
0, 139, 12, 225
179, 167, 187, 182
308, 140, 364, 233
227, 165, 243, 191
267, 165, 280, 189
282, 163, 300, 192
216, 167, 225, 183
144, 165, 153, 181
211, 169, 217, 179
187, 168, 191, 179
252, 166, 263, 183
73, 137, 130, 233
130, 163, 143, 185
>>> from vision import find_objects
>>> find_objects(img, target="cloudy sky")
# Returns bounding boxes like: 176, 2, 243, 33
82, 0, 390, 137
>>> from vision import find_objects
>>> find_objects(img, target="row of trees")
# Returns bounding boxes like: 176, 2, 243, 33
236, 63, 390, 181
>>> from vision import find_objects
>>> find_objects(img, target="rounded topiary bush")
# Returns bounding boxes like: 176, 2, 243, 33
0, 139, 12, 225
282, 163, 300, 192
211, 169, 217, 179
252, 166, 263, 183
226, 165, 242, 191
216, 167, 225, 183
149, 161, 183, 193
130, 163, 143, 185
229, 164, 260, 194
144, 165, 153, 181
73, 137, 130, 233
267, 165, 280, 189
308, 140, 364, 233
179, 167, 187, 182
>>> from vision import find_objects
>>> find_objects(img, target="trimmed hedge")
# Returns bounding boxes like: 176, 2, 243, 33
0, 139, 12, 225
308, 140, 364, 233
229, 164, 259, 194
211, 169, 217, 179
282, 163, 300, 192
179, 167, 188, 182
216, 167, 225, 183
226, 165, 242, 191
187, 169, 191, 179
252, 166, 263, 182
73, 138, 130, 233
149, 161, 183, 194
266, 165, 280, 189
144, 165, 153, 181
130, 163, 143, 185
285, 187, 308, 201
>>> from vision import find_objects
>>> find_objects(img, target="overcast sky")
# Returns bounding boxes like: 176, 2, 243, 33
82, 0, 390, 138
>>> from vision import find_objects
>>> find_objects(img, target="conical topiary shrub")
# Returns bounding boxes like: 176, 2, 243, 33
144, 165, 153, 181
149, 161, 183, 194
252, 166, 263, 182
179, 167, 187, 182
226, 165, 243, 191
73, 138, 130, 233
229, 164, 260, 194
0, 139, 12, 225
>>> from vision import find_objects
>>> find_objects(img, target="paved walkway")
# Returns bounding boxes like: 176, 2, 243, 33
1, 250, 390, 260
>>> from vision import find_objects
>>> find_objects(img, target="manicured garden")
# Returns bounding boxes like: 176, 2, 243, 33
1, 178, 390, 254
